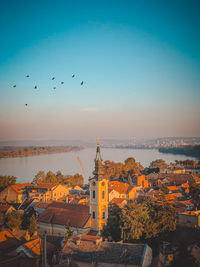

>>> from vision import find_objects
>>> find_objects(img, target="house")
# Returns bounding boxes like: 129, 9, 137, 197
0, 183, 31, 203
178, 210, 200, 228
62, 238, 152, 267
108, 181, 138, 200
37, 202, 91, 236
16, 236, 56, 264
132, 175, 149, 187
0, 229, 61, 267
160, 167, 186, 174
0, 204, 16, 214
108, 188, 120, 201
24, 183, 69, 202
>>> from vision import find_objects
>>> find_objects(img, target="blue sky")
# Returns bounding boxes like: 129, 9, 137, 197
0, 0, 200, 141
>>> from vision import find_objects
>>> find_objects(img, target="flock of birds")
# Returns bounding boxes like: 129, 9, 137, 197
12, 74, 84, 106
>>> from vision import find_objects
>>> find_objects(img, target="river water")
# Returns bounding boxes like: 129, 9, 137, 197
0, 148, 195, 183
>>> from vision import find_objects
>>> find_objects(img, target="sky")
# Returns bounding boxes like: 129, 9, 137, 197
0, 0, 200, 142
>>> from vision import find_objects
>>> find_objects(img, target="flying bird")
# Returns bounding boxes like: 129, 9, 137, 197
25, 104, 28, 106
53, 87, 56, 89
61, 82, 64, 84
81, 81, 84, 85
26, 75, 29, 77
34, 85, 37, 89
72, 74, 75, 78
52, 77, 55, 80
13, 85, 16, 87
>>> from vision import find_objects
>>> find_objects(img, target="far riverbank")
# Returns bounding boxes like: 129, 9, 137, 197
0, 147, 196, 184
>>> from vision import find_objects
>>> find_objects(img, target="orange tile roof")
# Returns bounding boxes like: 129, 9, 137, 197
167, 186, 179, 191
10, 183, 31, 194
0, 204, 15, 213
23, 237, 42, 256
164, 193, 182, 201
181, 183, 190, 188
108, 181, 134, 194
22, 236, 56, 257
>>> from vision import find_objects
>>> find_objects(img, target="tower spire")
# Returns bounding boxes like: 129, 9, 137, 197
95, 136, 102, 161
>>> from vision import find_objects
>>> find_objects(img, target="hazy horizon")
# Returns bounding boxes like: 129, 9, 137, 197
0, 0, 200, 141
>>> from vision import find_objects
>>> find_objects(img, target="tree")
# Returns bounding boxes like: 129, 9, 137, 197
46, 171, 58, 183
101, 204, 122, 241
121, 198, 177, 241
124, 157, 141, 175
6, 213, 22, 231
149, 159, 167, 169
189, 183, 200, 209
0, 175, 16, 187
121, 200, 150, 241
65, 220, 73, 240
28, 214, 37, 236
71, 173, 84, 187
32, 171, 46, 185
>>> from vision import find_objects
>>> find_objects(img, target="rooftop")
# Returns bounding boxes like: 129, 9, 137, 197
38, 203, 90, 228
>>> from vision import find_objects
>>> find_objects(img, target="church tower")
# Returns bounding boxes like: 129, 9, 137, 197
89, 137, 109, 232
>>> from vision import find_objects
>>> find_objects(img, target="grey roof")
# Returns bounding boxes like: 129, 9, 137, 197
62, 240, 149, 265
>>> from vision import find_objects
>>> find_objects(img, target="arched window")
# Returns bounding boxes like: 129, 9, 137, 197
102, 212, 105, 219
102, 190, 105, 199
93, 190, 95, 199
93, 182, 96, 186
102, 182, 105, 186
92, 211, 95, 219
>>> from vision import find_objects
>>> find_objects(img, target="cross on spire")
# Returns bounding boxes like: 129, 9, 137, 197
97, 136, 100, 147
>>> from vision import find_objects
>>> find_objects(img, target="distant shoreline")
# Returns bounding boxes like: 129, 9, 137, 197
109, 145, 200, 159
0, 146, 84, 159
158, 146, 200, 159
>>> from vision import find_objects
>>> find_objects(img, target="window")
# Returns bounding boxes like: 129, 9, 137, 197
102, 182, 105, 186
92, 212, 95, 219
93, 182, 96, 186
102, 212, 105, 219
93, 190, 95, 199
102, 190, 105, 199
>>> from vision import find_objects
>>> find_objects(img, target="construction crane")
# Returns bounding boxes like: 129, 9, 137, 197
77, 157, 88, 182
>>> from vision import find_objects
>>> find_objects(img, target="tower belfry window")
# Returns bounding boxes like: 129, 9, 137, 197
102, 190, 105, 199
93, 190, 95, 199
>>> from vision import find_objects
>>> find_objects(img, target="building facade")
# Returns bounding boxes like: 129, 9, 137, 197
89, 139, 109, 232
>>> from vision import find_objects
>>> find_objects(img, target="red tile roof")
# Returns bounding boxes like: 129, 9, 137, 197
38, 203, 90, 228
33, 183, 58, 190
10, 183, 31, 194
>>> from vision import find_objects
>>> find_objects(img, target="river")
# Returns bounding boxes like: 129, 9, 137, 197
0, 147, 196, 183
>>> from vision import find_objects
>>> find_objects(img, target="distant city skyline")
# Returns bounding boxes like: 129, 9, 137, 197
0, 0, 200, 141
